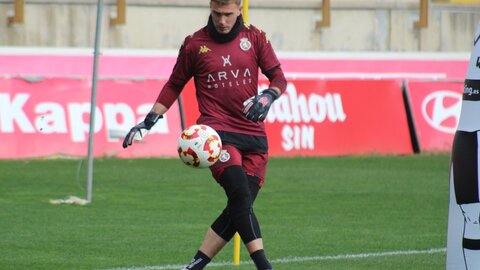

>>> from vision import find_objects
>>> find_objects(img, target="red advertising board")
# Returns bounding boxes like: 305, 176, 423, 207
406, 80, 464, 152
0, 78, 182, 158
1, 49, 469, 158
181, 79, 413, 156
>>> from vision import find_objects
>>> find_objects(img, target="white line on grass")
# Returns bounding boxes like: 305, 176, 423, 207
102, 247, 446, 270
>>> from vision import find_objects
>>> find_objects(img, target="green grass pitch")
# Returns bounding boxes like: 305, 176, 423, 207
0, 154, 450, 270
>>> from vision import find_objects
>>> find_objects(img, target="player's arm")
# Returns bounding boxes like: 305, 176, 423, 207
122, 77, 189, 149
122, 110, 163, 148
151, 102, 169, 115
241, 88, 278, 122
121, 102, 169, 148
243, 65, 286, 122
265, 86, 281, 97
122, 77, 186, 149
123, 36, 194, 148
242, 27, 286, 122
263, 64, 287, 96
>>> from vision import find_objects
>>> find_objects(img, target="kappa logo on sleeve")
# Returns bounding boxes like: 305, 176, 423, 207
198, 45, 211, 54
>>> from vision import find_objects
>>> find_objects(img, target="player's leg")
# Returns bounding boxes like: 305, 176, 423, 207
195, 166, 263, 257
247, 174, 262, 204
181, 146, 244, 270
219, 165, 261, 242
198, 228, 228, 258
241, 152, 273, 269
452, 130, 480, 269
210, 171, 262, 237
182, 146, 271, 270
218, 165, 272, 270
187, 173, 263, 262
209, 145, 272, 269
181, 226, 230, 270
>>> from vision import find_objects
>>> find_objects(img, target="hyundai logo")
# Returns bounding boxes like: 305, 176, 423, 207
421, 90, 462, 134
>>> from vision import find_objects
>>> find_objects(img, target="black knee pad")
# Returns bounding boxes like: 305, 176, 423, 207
247, 175, 261, 203
220, 166, 252, 219
211, 208, 236, 241
211, 171, 263, 242
219, 166, 262, 243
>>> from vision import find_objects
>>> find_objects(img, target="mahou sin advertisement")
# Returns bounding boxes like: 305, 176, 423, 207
181, 79, 414, 157
263, 80, 413, 156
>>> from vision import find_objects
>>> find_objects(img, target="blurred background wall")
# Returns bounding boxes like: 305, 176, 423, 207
0, 0, 479, 51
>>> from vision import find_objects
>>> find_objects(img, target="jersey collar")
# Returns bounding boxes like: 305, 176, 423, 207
207, 15, 244, 44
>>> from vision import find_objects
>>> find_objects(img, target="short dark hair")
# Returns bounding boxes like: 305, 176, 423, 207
210, 0, 241, 5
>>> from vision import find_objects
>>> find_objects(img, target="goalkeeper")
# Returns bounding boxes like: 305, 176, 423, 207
123, 0, 286, 269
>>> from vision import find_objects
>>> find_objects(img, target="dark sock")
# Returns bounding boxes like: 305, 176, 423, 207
250, 249, 273, 270
183, 250, 211, 270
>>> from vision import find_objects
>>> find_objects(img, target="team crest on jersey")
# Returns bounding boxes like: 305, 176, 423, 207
199, 45, 211, 54
240, 38, 251, 51
219, 150, 231, 163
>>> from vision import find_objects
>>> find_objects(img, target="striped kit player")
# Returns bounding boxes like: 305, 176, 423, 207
451, 21, 480, 270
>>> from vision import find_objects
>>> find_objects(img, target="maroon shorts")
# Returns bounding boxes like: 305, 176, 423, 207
209, 144, 268, 188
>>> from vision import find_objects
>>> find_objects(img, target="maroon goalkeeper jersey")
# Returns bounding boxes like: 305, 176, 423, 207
156, 22, 285, 136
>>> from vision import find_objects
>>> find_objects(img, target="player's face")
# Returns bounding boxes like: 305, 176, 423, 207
210, 1, 242, 34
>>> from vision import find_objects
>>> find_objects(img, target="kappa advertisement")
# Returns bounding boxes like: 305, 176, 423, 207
0, 78, 182, 158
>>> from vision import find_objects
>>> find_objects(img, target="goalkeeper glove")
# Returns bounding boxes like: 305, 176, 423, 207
242, 88, 279, 122
122, 112, 163, 148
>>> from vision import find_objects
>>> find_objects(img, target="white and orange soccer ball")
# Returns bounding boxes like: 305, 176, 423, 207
177, 124, 222, 168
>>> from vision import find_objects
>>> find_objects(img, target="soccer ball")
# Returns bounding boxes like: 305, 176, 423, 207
177, 124, 222, 168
